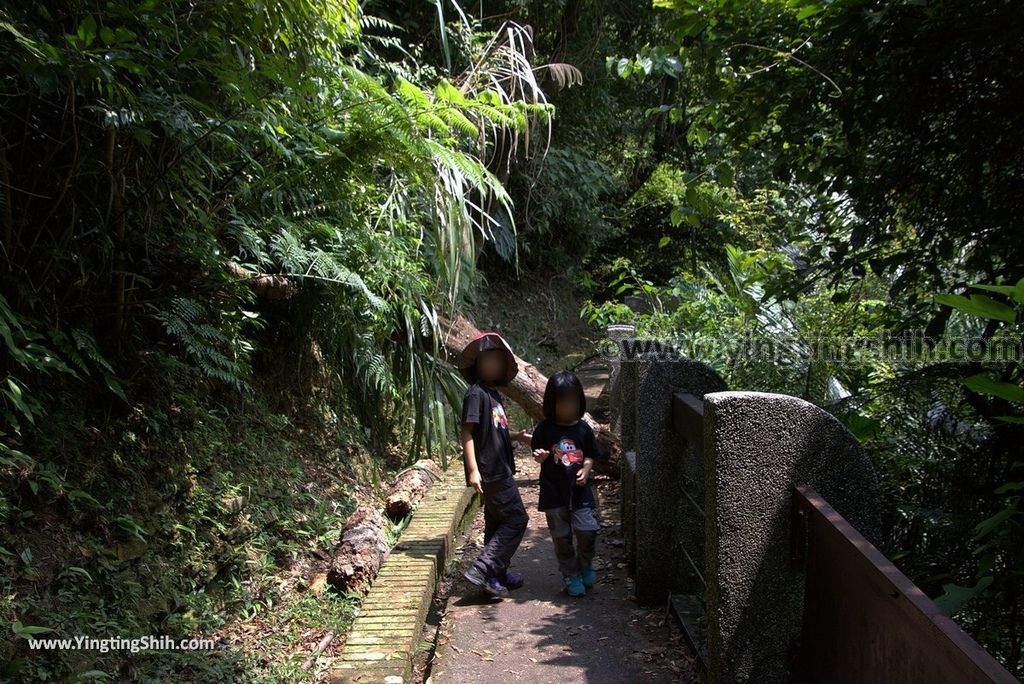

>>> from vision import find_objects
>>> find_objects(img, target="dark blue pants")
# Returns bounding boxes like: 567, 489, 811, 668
473, 474, 528, 579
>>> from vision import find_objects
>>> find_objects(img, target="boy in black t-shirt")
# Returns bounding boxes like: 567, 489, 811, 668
456, 332, 532, 598
530, 370, 608, 597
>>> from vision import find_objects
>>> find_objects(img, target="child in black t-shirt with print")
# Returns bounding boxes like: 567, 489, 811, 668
456, 331, 533, 598
530, 370, 608, 597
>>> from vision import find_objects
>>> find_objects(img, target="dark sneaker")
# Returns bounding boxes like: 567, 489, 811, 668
503, 571, 524, 590
464, 565, 487, 587
465, 566, 509, 598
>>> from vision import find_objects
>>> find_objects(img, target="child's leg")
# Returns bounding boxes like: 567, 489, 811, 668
481, 501, 508, 582
472, 475, 528, 579
544, 506, 581, 577
482, 498, 499, 546
571, 506, 600, 569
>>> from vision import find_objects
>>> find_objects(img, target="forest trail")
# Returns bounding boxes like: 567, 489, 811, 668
428, 477, 695, 683
425, 358, 697, 683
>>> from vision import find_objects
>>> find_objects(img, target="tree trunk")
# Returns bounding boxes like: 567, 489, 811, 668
438, 311, 620, 478
326, 506, 391, 595
384, 459, 443, 520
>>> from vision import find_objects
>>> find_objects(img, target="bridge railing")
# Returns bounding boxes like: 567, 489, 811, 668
606, 330, 1018, 684
792, 484, 1016, 684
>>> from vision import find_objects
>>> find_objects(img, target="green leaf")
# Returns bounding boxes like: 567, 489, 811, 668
842, 413, 882, 440
76, 16, 97, 47
795, 4, 825, 20
971, 278, 1024, 306
688, 125, 709, 146
4, 378, 35, 424
12, 621, 56, 638
658, 236, 672, 248
963, 374, 1024, 403
973, 506, 1017, 541
669, 206, 684, 227
970, 284, 1017, 297
935, 293, 1016, 323
717, 162, 734, 187
64, 566, 94, 581
104, 375, 128, 403
934, 576, 993, 617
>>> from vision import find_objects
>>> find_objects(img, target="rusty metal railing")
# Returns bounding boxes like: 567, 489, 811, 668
670, 391, 710, 670
791, 484, 1018, 683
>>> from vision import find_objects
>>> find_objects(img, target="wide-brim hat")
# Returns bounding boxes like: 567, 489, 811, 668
456, 331, 518, 384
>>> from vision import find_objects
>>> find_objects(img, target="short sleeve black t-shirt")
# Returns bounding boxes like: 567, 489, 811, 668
531, 419, 606, 511
461, 381, 515, 483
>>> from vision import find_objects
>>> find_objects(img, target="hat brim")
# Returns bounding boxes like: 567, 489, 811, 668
457, 332, 518, 384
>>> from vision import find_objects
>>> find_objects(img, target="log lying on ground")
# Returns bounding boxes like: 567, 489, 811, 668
326, 460, 445, 594
326, 506, 392, 595
384, 459, 443, 520
438, 312, 620, 478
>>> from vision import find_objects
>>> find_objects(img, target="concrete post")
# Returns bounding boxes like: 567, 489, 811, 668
631, 355, 727, 604
606, 324, 635, 444
702, 391, 881, 684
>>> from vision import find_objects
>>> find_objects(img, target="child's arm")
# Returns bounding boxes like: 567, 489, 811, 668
460, 423, 483, 494
576, 424, 604, 485
459, 389, 485, 494
511, 429, 532, 446
576, 456, 595, 485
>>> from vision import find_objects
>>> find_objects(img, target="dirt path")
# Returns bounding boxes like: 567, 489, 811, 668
426, 467, 696, 683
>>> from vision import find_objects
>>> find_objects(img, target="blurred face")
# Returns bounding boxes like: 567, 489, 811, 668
554, 394, 580, 423
477, 349, 505, 384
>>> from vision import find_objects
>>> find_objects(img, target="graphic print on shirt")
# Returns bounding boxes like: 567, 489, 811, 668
552, 437, 584, 466
491, 403, 508, 430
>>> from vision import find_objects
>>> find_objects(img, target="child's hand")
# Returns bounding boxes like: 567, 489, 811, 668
532, 448, 549, 464
575, 463, 592, 486
467, 470, 483, 494
512, 429, 533, 446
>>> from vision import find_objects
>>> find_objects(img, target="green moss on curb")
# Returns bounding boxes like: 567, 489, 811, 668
331, 463, 478, 683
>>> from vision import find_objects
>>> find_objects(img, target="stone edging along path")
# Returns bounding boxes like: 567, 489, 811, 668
330, 462, 477, 683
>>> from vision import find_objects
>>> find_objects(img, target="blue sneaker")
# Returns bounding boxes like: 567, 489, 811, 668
483, 576, 510, 598
563, 574, 586, 597
581, 564, 597, 588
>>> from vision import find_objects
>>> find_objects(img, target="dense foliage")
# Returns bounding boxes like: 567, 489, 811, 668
2, 0, 1022, 678
584, 0, 1024, 672
1, 0, 554, 678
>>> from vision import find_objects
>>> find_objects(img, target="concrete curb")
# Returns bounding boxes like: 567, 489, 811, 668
330, 462, 478, 683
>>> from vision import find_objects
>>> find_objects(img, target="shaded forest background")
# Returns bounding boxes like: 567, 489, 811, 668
1, 0, 1022, 680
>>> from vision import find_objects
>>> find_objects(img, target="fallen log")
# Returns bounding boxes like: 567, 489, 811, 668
327, 460, 447, 594
438, 311, 620, 478
326, 506, 392, 595
384, 459, 443, 520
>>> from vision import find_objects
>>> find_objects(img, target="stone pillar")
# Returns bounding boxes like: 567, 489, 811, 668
702, 391, 881, 684
605, 325, 640, 569
606, 323, 635, 443
632, 355, 727, 604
